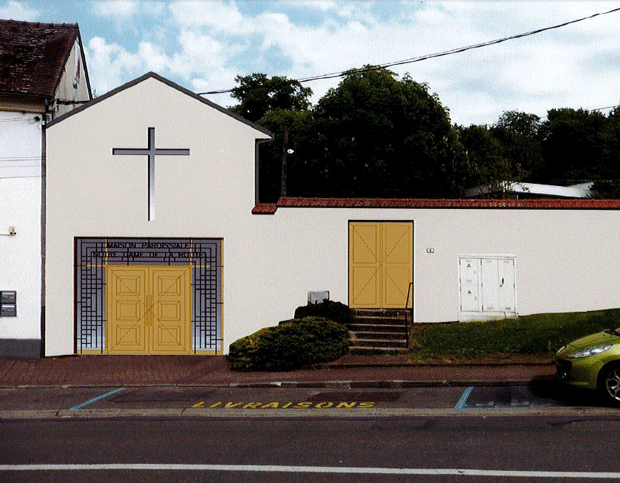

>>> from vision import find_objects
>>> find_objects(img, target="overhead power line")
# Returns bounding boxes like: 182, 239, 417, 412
198, 6, 620, 96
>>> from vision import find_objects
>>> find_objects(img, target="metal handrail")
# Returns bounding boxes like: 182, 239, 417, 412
405, 282, 414, 348
405, 282, 413, 310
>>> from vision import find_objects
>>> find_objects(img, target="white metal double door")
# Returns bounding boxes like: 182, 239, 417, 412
460, 257, 516, 314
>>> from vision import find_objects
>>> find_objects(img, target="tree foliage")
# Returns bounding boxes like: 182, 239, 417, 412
229, 73, 312, 123
540, 108, 609, 183
229, 68, 620, 200
307, 68, 459, 197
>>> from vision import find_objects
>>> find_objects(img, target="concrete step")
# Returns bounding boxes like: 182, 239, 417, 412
349, 347, 408, 354
347, 323, 407, 333
350, 317, 405, 325
351, 338, 408, 349
351, 331, 407, 341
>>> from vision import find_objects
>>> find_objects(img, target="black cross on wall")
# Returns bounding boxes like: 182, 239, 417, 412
113, 127, 190, 221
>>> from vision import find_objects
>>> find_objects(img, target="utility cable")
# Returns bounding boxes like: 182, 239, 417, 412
198, 6, 620, 96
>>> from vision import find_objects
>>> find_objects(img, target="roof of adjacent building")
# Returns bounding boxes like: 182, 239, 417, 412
0, 19, 79, 98
465, 181, 595, 199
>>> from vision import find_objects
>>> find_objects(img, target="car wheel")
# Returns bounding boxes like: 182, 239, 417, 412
600, 364, 620, 405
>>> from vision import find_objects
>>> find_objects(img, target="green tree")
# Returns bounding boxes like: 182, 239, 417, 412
255, 109, 317, 200
306, 67, 459, 197
600, 107, 620, 180
540, 108, 608, 183
230, 73, 312, 123
457, 124, 504, 195
229, 73, 313, 201
491, 111, 544, 180
591, 107, 620, 198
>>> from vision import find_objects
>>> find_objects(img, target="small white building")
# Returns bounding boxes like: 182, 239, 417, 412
42, 72, 620, 357
0, 20, 91, 357
465, 181, 595, 199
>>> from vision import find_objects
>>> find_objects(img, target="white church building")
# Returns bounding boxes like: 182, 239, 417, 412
23, 72, 620, 357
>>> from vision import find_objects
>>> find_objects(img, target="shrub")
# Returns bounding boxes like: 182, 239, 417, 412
294, 300, 354, 324
228, 317, 351, 371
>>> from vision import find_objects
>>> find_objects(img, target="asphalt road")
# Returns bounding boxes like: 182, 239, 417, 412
2, 415, 620, 482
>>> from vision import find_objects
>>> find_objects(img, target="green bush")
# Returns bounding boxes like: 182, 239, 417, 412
228, 317, 351, 371
294, 300, 353, 324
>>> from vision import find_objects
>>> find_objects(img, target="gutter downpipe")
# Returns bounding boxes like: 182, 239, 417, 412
39, 98, 50, 357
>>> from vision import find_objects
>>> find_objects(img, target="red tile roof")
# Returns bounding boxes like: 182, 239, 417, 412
0, 19, 78, 98
252, 197, 620, 214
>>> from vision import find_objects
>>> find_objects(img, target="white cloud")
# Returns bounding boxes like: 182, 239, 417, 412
87, 36, 144, 94
0, 0, 39, 21
91, 1, 140, 19
169, 1, 248, 33
82, 1, 620, 125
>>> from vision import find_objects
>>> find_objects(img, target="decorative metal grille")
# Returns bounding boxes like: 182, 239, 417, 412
75, 238, 222, 353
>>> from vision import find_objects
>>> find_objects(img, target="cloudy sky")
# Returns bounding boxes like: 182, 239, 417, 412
2, 0, 619, 126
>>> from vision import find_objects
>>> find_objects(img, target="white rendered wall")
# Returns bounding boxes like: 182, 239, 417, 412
45, 76, 620, 356
45, 76, 269, 356
246, 207, 620, 333
52, 41, 91, 118
0, 111, 42, 342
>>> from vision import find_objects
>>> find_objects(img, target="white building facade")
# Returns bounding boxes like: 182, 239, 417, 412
44, 73, 620, 357
0, 20, 91, 357
0, 111, 42, 356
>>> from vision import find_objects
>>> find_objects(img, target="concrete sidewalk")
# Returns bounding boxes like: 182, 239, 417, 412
0, 354, 556, 388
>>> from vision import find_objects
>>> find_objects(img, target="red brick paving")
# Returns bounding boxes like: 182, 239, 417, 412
0, 355, 555, 387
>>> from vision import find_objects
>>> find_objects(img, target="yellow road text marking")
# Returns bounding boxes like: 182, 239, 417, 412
191, 401, 376, 410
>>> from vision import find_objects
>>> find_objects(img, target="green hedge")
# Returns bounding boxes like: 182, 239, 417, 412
228, 317, 351, 371
294, 300, 354, 324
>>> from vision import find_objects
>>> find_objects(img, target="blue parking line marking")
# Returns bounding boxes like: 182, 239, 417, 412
70, 387, 127, 411
454, 386, 474, 410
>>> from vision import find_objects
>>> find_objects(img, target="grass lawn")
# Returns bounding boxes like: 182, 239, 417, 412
409, 308, 620, 361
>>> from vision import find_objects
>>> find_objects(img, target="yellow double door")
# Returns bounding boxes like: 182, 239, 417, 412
106, 265, 192, 354
349, 222, 413, 309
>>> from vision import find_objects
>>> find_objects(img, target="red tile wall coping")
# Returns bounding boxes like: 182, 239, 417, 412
252, 197, 620, 214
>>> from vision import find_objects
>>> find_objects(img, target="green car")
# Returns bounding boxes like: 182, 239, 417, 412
556, 328, 620, 405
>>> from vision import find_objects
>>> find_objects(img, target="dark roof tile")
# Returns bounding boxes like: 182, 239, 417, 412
0, 19, 78, 98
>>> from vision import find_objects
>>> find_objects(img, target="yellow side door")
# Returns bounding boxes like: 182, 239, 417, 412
349, 222, 412, 309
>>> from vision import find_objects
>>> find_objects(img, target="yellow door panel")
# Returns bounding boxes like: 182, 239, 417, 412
384, 265, 412, 307
350, 223, 381, 264
350, 266, 382, 307
383, 223, 413, 307
115, 300, 142, 320
151, 267, 191, 354
384, 223, 412, 263
112, 325, 143, 350
349, 222, 412, 309
349, 223, 382, 308
107, 267, 148, 354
